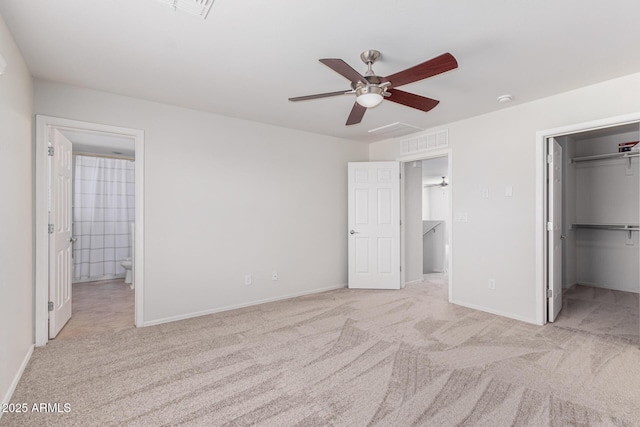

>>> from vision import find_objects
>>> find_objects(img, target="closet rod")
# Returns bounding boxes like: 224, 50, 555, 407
571, 151, 639, 163
573, 223, 639, 231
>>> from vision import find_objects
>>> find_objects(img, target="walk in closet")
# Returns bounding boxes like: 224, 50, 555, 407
555, 123, 639, 341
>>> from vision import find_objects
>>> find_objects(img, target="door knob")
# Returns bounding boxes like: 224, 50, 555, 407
350, 230, 359, 235
560, 235, 567, 240
69, 237, 77, 243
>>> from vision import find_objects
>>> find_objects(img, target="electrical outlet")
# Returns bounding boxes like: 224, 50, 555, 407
272, 271, 278, 281
488, 279, 496, 290
454, 212, 468, 222
481, 188, 489, 199
245, 274, 252, 286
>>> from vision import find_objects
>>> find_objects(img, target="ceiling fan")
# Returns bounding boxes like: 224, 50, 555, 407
424, 177, 448, 188
288, 50, 458, 126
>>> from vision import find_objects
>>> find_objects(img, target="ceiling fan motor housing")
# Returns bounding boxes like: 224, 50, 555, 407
360, 50, 380, 65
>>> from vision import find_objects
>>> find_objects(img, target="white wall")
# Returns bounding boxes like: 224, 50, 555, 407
370, 72, 640, 323
0, 15, 33, 407
425, 186, 449, 221
423, 221, 446, 273
404, 162, 423, 284
34, 80, 368, 324
558, 135, 577, 288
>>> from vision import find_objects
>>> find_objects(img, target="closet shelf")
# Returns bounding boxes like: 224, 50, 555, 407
571, 151, 639, 163
573, 223, 639, 231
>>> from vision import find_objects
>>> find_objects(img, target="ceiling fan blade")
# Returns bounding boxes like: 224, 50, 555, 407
383, 53, 458, 88
288, 90, 352, 102
386, 89, 440, 112
346, 102, 366, 126
319, 58, 368, 85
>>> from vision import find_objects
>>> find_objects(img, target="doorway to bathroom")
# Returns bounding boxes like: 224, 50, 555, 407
35, 116, 145, 346
59, 132, 136, 339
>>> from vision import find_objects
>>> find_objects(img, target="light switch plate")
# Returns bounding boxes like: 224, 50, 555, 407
505, 185, 513, 197
0, 53, 6, 75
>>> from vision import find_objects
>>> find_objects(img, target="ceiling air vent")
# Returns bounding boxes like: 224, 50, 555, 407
154, 0, 215, 19
368, 122, 424, 138
400, 129, 449, 156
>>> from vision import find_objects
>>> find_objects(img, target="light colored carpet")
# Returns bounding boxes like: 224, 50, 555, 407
553, 284, 639, 344
3, 275, 640, 426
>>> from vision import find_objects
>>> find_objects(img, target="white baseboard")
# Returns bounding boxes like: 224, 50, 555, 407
143, 284, 347, 327
73, 274, 126, 284
1, 344, 34, 419
575, 281, 640, 294
403, 278, 424, 286
451, 299, 539, 325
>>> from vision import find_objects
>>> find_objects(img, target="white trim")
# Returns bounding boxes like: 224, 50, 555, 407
397, 147, 450, 163
534, 112, 640, 326
1, 345, 34, 415
397, 149, 453, 302
35, 115, 145, 346
403, 278, 424, 286
451, 299, 538, 325
574, 281, 640, 293
142, 284, 347, 327
400, 164, 406, 288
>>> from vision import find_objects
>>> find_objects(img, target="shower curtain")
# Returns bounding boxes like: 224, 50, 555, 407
73, 155, 135, 282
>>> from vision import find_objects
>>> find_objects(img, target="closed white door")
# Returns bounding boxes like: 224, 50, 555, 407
49, 129, 73, 338
548, 137, 563, 322
348, 162, 401, 289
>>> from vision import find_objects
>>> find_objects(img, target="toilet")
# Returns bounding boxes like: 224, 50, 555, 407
120, 257, 133, 284
120, 222, 135, 288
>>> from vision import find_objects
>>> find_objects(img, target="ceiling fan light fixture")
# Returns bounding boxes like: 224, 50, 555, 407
356, 86, 384, 108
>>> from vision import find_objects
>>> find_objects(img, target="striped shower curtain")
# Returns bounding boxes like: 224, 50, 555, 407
72, 155, 135, 282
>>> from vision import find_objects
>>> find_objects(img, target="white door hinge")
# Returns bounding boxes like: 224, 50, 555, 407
547, 221, 553, 231
48, 301, 54, 311
48, 224, 54, 234
547, 154, 552, 164
547, 289, 553, 298
48, 146, 54, 156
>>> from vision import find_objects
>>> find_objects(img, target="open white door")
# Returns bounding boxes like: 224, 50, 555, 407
348, 162, 401, 289
49, 129, 73, 338
547, 137, 563, 322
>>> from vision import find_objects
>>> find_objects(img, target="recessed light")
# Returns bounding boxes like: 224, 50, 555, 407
497, 94, 513, 103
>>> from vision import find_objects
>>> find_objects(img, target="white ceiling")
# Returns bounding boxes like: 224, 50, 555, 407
59, 129, 136, 158
422, 156, 448, 186
2, 0, 640, 143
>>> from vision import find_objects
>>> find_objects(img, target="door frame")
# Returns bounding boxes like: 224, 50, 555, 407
35, 115, 145, 346
398, 148, 453, 301
534, 112, 640, 325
